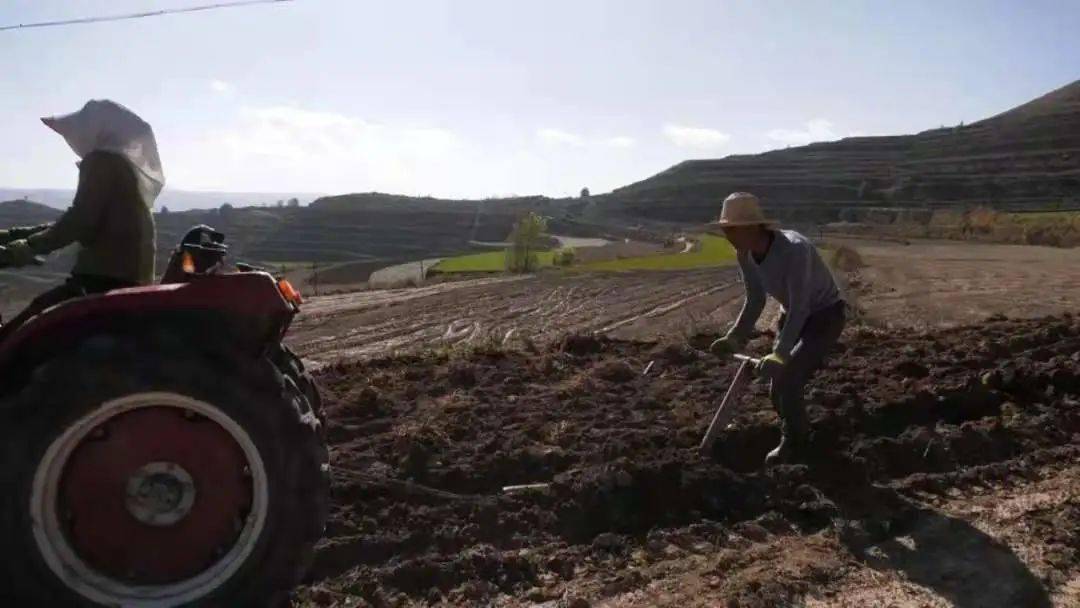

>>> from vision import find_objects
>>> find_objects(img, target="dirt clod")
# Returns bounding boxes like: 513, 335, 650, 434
895, 360, 930, 378
592, 360, 637, 383
446, 363, 478, 388
560, 334, 604, 356
653, 342, 699, 364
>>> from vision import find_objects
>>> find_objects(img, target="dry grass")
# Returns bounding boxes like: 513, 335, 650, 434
835, 206, 1080, 248
830, 245, 866, 272
823, 243, 879, 329
964, 206, 1001, 234
1021, 224, 1080, 247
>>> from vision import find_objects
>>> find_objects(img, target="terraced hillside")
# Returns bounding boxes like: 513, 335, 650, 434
244, 194, 522, 263
599, 79, 1080, 223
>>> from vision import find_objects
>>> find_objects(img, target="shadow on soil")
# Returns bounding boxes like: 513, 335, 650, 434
817, 472, 1052, 608
710, 438, 1051, 607
859, 507, 1050, 608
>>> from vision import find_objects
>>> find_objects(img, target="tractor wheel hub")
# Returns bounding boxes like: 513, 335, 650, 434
31, 392, 269, 605
125, 462, 196, 526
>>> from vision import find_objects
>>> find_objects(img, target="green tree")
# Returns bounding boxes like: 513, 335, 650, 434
505, 212, 548, 273
553, 246, 576, 266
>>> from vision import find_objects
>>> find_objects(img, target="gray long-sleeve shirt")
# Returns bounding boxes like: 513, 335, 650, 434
728, 229, 841, 357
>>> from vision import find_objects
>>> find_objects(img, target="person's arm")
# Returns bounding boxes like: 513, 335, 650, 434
773, 245, 815, 358
727, 251, 766, 341
0, 224, 52, 246
27, 152, 113, 254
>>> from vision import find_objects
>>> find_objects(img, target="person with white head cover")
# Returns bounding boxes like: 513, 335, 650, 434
0, 100, 162, 338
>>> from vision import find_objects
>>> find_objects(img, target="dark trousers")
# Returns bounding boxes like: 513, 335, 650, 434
771, 300, 846, 439
0, 274, 135, 343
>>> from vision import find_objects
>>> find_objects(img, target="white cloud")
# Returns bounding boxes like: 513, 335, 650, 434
766, 118, 853, 146
604, 136, 636, 148
170, 105, 461, 193
663, 124, 731, 150
537, 129, 636, 150
537, 128, 585, 146
165, 108, 646, 196
209, 80, 236, 97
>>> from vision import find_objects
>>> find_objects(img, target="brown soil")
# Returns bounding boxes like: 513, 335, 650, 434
288, 269, 748, 368
571, 241, 667, 264
293, 314, 1080, 607
288, 238, 1080, 369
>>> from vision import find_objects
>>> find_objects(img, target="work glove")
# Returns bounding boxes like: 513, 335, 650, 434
709, 334, 743, 357
757, 352, 787, 379
0, 240, 42, 268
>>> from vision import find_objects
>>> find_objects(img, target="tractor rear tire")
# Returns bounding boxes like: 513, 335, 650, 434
270, 343, 325, 429
0, 332, 329, 607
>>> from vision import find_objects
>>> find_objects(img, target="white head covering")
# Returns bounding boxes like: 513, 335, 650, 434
41, 99, 165, 207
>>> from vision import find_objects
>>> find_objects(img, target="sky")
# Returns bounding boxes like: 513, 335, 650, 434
1, 0, 1078, 201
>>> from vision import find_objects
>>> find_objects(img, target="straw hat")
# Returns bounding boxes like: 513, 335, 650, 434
708, 192, 778, 228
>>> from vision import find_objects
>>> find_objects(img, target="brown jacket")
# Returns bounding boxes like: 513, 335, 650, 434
28, 150, 156, 285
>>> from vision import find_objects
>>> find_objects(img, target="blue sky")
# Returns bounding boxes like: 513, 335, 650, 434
1, 0, 1078, 200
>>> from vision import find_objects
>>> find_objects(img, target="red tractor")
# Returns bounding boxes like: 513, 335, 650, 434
0, 226, 329, 607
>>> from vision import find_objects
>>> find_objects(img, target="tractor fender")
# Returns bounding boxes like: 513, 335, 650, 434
0, 272, 295, 394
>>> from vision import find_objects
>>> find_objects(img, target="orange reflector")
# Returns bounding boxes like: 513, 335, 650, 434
278, 279, 302, 305
181, 251, 196, 274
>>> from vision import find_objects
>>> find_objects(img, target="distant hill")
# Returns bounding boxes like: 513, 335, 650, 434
230, 193, 569, 277
0, 189, 323, 212
0, 199, 62, 226
597, 79, 1080, 223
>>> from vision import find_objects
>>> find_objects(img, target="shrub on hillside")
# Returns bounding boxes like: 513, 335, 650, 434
963, 206, 1000, 235
1024, 224, 1079, 248
552, 247, 576, 267
830, 245, 865, 272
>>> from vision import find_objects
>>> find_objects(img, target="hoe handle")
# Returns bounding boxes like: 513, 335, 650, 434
699, 359, 754, 457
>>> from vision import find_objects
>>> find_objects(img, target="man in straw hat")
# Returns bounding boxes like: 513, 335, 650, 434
707, 192, 845, 466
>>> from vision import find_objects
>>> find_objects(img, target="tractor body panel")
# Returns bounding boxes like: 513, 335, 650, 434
0, 272, 296, 378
